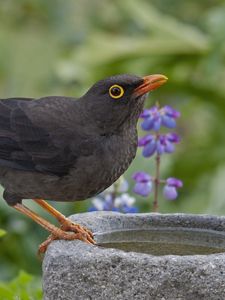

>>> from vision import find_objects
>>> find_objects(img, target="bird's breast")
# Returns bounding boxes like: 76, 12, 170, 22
65, 128, 138, 200
106, 131, 137, 180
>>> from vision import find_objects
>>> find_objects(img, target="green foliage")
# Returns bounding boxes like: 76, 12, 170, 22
0, 229, 6, 237
0, 271, 42, 300
0, 0, 225, 295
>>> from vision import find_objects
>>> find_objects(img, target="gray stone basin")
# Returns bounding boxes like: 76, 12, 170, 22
43, 211, 225, 300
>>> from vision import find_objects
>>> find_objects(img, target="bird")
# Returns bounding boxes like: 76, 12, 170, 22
0, 73, 167, 253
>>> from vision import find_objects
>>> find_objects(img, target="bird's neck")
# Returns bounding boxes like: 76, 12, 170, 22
119, 97, 145, 133
78, 96, 145, 137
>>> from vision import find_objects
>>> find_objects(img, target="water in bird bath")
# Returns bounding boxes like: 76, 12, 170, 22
97, 228, 225, 255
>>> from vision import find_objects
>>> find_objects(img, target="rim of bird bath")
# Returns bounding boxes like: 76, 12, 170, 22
67, 211, 225, 256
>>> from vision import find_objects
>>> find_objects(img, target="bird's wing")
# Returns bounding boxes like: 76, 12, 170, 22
0, 97, 92, 176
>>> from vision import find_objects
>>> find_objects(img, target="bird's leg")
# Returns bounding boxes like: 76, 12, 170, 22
34, 198, 71, 223
33, 199, 94, 239
13, 203, 95, 253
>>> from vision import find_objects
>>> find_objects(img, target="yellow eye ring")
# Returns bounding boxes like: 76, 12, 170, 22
109, 84, 124, 99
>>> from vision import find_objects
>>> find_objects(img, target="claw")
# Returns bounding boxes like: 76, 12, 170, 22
38, 221, 95, 255
38, 234, 58, 257
61, 220, 95, 243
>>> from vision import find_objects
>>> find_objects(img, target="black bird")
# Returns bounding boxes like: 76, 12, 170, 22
0, 74, 167, 252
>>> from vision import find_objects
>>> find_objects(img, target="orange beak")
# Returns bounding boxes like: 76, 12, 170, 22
134, 74, 168, 97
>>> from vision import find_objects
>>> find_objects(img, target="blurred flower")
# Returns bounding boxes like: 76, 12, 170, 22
89, 194, 117, 212
163, 177, 183, 200
138, 133, 180, 157
163, 105, 181, 119
166, 177, 183, 188
89, 177, 138, 213
140, 105, 180, 131
166, 132, 180, 143
114, 193, 138, 213
163, 185, 178, 200
132, 171, 152, 196
158, 133, 180, 154
133, 103, 183, 209
115, 193, 135, 207
140, 106, 161, 131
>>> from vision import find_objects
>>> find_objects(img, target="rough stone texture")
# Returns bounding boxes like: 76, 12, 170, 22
43, 212, 225, 300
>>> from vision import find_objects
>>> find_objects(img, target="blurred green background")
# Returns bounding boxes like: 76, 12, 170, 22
0, 0, 225, 297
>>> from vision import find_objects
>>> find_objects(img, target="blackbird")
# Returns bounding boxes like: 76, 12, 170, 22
0, 73, 167, 252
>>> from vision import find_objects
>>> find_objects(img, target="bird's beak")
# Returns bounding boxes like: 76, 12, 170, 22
134, 74, 168, 97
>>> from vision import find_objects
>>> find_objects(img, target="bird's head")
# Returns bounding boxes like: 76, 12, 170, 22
81, 74, 167, 133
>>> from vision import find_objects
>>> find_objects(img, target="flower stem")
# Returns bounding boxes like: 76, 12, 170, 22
153, 153, 160, 212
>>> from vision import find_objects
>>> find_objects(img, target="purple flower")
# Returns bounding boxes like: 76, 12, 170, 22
161, 115, 176, 128
133, 182, 152, 197
156, 138, 164, 155
132, 171, 151, 182
140, 106, 159, 119
161, 106, 180, 128
142, 139, 157, 157
163, 177, 183, 200
141, 117, 155, 131
140, 106, 161, 131
140, 109, 152, 118
134, 103, 183, 207
139, 133, 180, 157
166, 132, 180, 143
152, 118, 161, 131
138, 134, 156, 157
138, 134, 153, 146
161, 133, 180, 154
132, 172, 152, 197
163, 185, 178, 200
166, 177, 183, 188
164, 141, 175, 153
140, 105, 181, 131
163, 106, 180, 119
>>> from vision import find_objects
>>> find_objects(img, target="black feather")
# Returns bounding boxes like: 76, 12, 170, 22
0, 97, 79, 176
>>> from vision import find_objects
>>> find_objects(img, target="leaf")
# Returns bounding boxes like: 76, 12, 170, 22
118, 0, 209, 49
0, 229, 6, 237
0, 271, 42, 300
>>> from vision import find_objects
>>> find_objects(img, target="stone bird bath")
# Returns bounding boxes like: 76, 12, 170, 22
43, 211, 225, 300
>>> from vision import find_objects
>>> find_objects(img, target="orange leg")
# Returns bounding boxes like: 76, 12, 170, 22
33, 199, 94, 238
34, 198, 72, 224
13, 202, 95, 254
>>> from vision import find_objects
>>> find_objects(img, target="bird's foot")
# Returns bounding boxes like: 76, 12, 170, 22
38, 221, 95, 255
60, 219, 94, 240
38, 234, 57, 255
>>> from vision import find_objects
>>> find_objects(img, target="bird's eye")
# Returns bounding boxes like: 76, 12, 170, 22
109, 85, 124, 99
